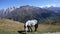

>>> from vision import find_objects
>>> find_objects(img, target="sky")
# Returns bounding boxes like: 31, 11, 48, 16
0, 0, 60, 9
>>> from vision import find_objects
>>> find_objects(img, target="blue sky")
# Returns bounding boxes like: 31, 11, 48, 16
0, 0, 60, 9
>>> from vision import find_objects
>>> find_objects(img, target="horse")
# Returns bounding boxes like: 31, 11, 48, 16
24, 19, 38, 32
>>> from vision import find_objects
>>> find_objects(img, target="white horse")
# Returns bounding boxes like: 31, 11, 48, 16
24, 19, 38, 32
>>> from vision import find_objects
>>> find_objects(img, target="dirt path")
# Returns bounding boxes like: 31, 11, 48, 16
43, 32, 60, 34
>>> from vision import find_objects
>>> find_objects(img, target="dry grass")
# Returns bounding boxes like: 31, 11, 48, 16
0, 19, 60, 34
37, 24, 60, 32
0, 19, 24, 31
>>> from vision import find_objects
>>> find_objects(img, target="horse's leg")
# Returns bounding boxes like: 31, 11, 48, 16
27, 26, 30, 32
34, 24, 38, 31
29, 26, 33, 32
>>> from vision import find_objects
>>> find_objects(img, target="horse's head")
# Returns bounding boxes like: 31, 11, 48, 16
24, 24, 28, 32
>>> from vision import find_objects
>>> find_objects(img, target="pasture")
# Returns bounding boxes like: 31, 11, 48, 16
0, 19, 60, 34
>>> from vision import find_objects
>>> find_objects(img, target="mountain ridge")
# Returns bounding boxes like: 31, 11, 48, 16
0, 5, 60, 23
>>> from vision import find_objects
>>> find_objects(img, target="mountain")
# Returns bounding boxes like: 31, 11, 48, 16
5, 5, 60, 23
0, 7, 16, 18
0, 5, 60, 23
0, 9, 5, 18
43, 6, 60, 13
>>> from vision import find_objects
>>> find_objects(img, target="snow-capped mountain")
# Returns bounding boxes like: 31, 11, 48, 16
0, 7, 16, 18
41, 6, 60, 13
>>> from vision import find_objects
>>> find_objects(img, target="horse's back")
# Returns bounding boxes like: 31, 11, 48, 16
26, 19, 38, 26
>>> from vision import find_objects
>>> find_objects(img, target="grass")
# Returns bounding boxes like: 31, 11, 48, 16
0, 19, 24, 34
0, 30, 18, 34
38, 24, 60, 33
0, 19, 60, 34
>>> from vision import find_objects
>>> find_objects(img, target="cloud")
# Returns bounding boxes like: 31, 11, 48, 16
39, 4, 56, 8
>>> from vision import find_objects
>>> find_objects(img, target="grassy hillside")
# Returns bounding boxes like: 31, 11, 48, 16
0, 19, 24, 34
0, 19, 60, 34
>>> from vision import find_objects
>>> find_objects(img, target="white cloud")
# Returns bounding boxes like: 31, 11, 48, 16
39, 4, 56, 8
